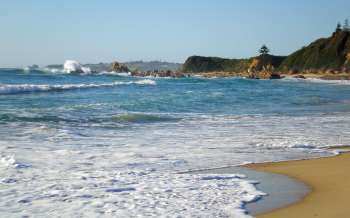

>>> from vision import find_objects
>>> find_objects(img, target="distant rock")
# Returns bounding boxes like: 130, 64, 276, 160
130, 70, 188, 78
125, 61, 182, 72
44, 61, 181, 73
110, 61, 130, 72
23, 64, 39, 71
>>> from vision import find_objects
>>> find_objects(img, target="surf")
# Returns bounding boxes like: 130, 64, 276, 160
0, 79, 156, 95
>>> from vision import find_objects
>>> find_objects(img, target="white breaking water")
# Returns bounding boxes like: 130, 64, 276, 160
0, 80, 156, 94
0, 153, 264, 218
1, 112, 349, 217
63, 60, 92, 74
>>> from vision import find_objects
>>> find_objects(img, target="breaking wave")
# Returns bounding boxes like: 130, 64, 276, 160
111, 113, 180, 123
63, 60, 92, 74
0, 79, 156, 95
0, 113, 179, 125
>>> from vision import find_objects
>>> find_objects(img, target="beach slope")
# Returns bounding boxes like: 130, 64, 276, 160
248, 152, 350, 218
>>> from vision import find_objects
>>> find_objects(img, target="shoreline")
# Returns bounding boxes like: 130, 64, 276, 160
188, 70, 350, 80
191, 166, 309, 216
247, 151, 350, 218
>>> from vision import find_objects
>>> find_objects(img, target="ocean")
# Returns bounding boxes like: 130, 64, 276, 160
1, 67, 350, 217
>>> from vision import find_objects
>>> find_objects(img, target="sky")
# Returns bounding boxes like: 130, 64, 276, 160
0, 0, 350, 67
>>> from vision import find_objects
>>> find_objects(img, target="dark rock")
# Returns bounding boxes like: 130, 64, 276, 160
129, 69, 187, 78
110, 61, 130, 72
270, 72, 282, 79
294, 75, 306, 79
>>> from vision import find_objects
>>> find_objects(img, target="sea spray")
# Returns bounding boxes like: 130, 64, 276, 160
63, 60, 92, 74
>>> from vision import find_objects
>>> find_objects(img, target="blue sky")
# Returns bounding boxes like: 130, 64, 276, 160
0, 0, 349, 67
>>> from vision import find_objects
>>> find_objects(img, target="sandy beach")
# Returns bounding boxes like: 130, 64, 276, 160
248, 151, 350, 218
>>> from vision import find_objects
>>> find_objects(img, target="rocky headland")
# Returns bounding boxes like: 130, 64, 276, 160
182, 28, 350, 80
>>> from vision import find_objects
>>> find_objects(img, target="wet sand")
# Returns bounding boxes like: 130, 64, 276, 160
191, 166, 309, 215
248, 152, 350, 218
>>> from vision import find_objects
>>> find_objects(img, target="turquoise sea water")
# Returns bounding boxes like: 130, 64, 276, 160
1, 68, 350, 217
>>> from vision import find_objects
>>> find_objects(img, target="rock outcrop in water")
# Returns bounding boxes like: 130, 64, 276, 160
109, 61, 187, 78
247, 56, 284, 79
110, 61, 130, 72
130, 70, 188, 78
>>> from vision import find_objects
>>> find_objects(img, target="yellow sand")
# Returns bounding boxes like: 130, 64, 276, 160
248, 152, 350, 218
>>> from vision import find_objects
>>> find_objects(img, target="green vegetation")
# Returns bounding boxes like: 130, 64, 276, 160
182, 56, 246, 73
184, 21, 350, 74
259, 45, 270, 55
336, 23, 342, 33
279, 30, 350, 71
182, 55, 285, 73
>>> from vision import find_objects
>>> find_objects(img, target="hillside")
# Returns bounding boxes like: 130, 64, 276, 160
280, 31, 350, 72
182, 55, 286, 73
183, 30, 350, 77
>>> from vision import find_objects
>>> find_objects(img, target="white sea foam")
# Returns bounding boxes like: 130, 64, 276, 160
133, 79, 157, 85
1, 112, 349, 217
0, 155, 30, 169
2, 75, 350, 217
0, 158, 264, 217
43, 67, 62, 74
282, 77, 350, 85
306, 78, 350, 85
0, 155, 17, 167
98, 71, 131, 76
0, 80, 156, 94
63, 60, 92, 74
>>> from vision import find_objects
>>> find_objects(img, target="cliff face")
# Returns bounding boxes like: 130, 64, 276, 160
182, 55, 285, 74
280, 31, 350, 72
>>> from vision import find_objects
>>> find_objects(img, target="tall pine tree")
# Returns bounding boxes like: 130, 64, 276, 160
336, 22, 342, 32
259, 45, 270, 56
